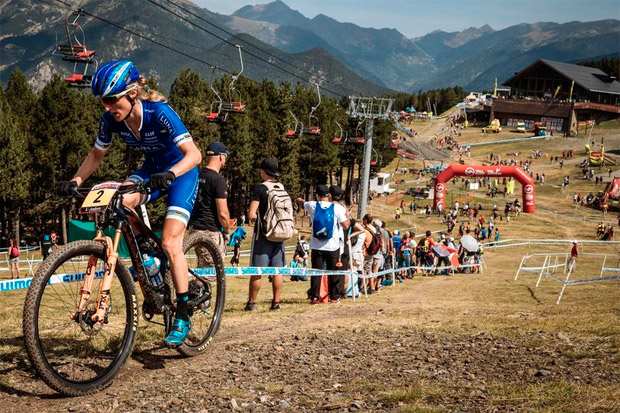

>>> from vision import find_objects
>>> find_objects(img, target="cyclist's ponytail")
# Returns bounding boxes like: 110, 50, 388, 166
136, 76, 167, 103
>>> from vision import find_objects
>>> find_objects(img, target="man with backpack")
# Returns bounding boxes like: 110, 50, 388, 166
299, 184, 349, 304
246, 157, 295, 311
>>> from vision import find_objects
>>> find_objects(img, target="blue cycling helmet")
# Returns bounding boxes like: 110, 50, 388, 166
91, 60, 140, 98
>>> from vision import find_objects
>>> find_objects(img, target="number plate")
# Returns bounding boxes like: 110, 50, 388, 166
79, 182, 122, 214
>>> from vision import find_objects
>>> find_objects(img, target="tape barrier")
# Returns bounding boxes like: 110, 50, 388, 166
0, 245, 40, 253
0, 258, 485, 293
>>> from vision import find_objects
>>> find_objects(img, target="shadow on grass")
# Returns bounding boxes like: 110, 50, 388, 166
526, 286, 542, 304
0, 335, 65, 399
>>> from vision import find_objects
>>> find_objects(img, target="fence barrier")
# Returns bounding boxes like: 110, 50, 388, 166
0, 256, 486, 295
515, 251, 620, 304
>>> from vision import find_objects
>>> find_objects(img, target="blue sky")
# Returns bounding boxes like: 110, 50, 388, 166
196, 0, 620, 38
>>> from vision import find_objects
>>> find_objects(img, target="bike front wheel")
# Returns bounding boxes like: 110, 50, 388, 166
177, 232, 226, 357
23, 240, 138, 396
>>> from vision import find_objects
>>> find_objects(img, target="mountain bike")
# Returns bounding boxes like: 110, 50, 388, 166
23, 181, 226, 396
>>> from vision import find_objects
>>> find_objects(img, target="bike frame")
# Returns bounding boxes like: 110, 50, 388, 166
74, 187, 169, 324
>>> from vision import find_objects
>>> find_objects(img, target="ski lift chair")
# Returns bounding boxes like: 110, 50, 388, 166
53, 10, 96, 64
222, 45, 246, 113
64, 58, 97, 88
332, 120, 348, 144
285, 110, 302, 138
206, 67, 228, 122
301, 84, 322, 135
64, 73, 93, 88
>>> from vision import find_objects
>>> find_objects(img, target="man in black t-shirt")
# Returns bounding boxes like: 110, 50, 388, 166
189, 141, 230, 265
245, 157, 286, 311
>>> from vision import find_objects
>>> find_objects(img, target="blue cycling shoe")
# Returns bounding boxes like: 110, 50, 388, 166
164, 318, 191, 347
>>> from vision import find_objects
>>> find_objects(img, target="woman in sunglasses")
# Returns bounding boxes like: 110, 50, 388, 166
57, 59, 202, 346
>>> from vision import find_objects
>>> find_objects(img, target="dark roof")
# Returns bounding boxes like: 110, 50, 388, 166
492, 100, 572, 118
503, 59, 620, 95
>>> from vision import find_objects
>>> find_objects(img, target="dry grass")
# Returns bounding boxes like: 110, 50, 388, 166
1, 119, 619, 409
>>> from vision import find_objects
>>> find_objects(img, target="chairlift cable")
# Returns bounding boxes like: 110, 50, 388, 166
161, 0, 358, 97
149, 0, 350, 97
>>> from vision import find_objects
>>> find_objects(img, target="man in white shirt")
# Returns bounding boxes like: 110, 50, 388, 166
299, 185, 350, 304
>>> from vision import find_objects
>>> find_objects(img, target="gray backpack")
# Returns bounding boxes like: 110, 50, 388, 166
261, 181, 296, 242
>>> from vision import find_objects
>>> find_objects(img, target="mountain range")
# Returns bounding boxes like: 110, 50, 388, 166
1, 0, 619, 95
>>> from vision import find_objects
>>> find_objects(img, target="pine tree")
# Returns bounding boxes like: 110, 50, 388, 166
0, 85, 32, 243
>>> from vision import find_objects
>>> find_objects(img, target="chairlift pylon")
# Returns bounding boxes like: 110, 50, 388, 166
301, 84, 321, 135
222, 45, 246, 113
53, 9, 97, 88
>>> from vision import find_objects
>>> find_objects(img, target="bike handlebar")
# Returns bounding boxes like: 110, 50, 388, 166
63, 181, 153, 200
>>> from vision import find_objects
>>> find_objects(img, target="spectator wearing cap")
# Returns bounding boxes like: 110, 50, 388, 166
298, 184, 350, 303
189, 141, 230, 267
246, 158, 287, 311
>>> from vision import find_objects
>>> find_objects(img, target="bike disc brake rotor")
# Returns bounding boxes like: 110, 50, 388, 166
76, 301, 104, 336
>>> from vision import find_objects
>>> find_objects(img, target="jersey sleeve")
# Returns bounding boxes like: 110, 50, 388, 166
94, 114, 113, 151
156, 103, 192, 147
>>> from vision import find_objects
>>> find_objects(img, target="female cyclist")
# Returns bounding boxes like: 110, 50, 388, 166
57, 60, 202, 346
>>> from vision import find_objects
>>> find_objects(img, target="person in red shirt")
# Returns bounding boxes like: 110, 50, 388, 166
568, 240, 579, 272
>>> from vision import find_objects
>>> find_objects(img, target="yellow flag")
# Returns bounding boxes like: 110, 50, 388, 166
569, 80, 575, 102
553, 85, 561, 99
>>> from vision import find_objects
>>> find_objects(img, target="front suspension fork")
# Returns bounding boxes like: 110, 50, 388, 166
74, 228, 123, 323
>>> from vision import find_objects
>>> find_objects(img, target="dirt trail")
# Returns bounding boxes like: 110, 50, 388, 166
2, 264, 619, 412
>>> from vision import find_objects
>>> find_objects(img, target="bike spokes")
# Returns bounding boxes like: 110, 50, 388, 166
24, 241, 137, 395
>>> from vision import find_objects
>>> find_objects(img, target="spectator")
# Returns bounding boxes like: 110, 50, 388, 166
568, 240, 579, 272
289, 253, 307, 282
361, 215, 382, 294
41, 234, 54, 260
295, 235, 310, 267
189, 141, 231, 271
330, 185, 347, 270
230, 236, 241, 268
300, 185, 349, 304
347, 219, 366, 295
380, 221, 393, 275
246, 158, 288, 311
7, 238, 20, 279
417, 230, 437, 275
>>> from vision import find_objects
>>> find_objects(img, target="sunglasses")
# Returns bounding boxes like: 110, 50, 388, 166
99, 95, 124, 106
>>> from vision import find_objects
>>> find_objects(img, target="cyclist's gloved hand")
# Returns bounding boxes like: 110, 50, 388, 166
150, 171, 176, 191
57, 180, 78, 197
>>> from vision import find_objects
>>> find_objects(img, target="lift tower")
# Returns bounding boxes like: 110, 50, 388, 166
346, 96, 394, 219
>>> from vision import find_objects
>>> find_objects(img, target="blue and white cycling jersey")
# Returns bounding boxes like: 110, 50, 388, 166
95, 100, 192, 172
95, 100, 198, 225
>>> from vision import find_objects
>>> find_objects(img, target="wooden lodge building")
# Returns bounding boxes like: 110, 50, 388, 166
489, 59, 620, 133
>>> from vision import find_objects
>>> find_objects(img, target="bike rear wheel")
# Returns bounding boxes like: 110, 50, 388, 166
23, 240, 138, 396
177, 232, 226, 357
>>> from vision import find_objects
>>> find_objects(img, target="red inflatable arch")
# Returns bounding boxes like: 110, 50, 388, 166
433, 164, 535, 213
